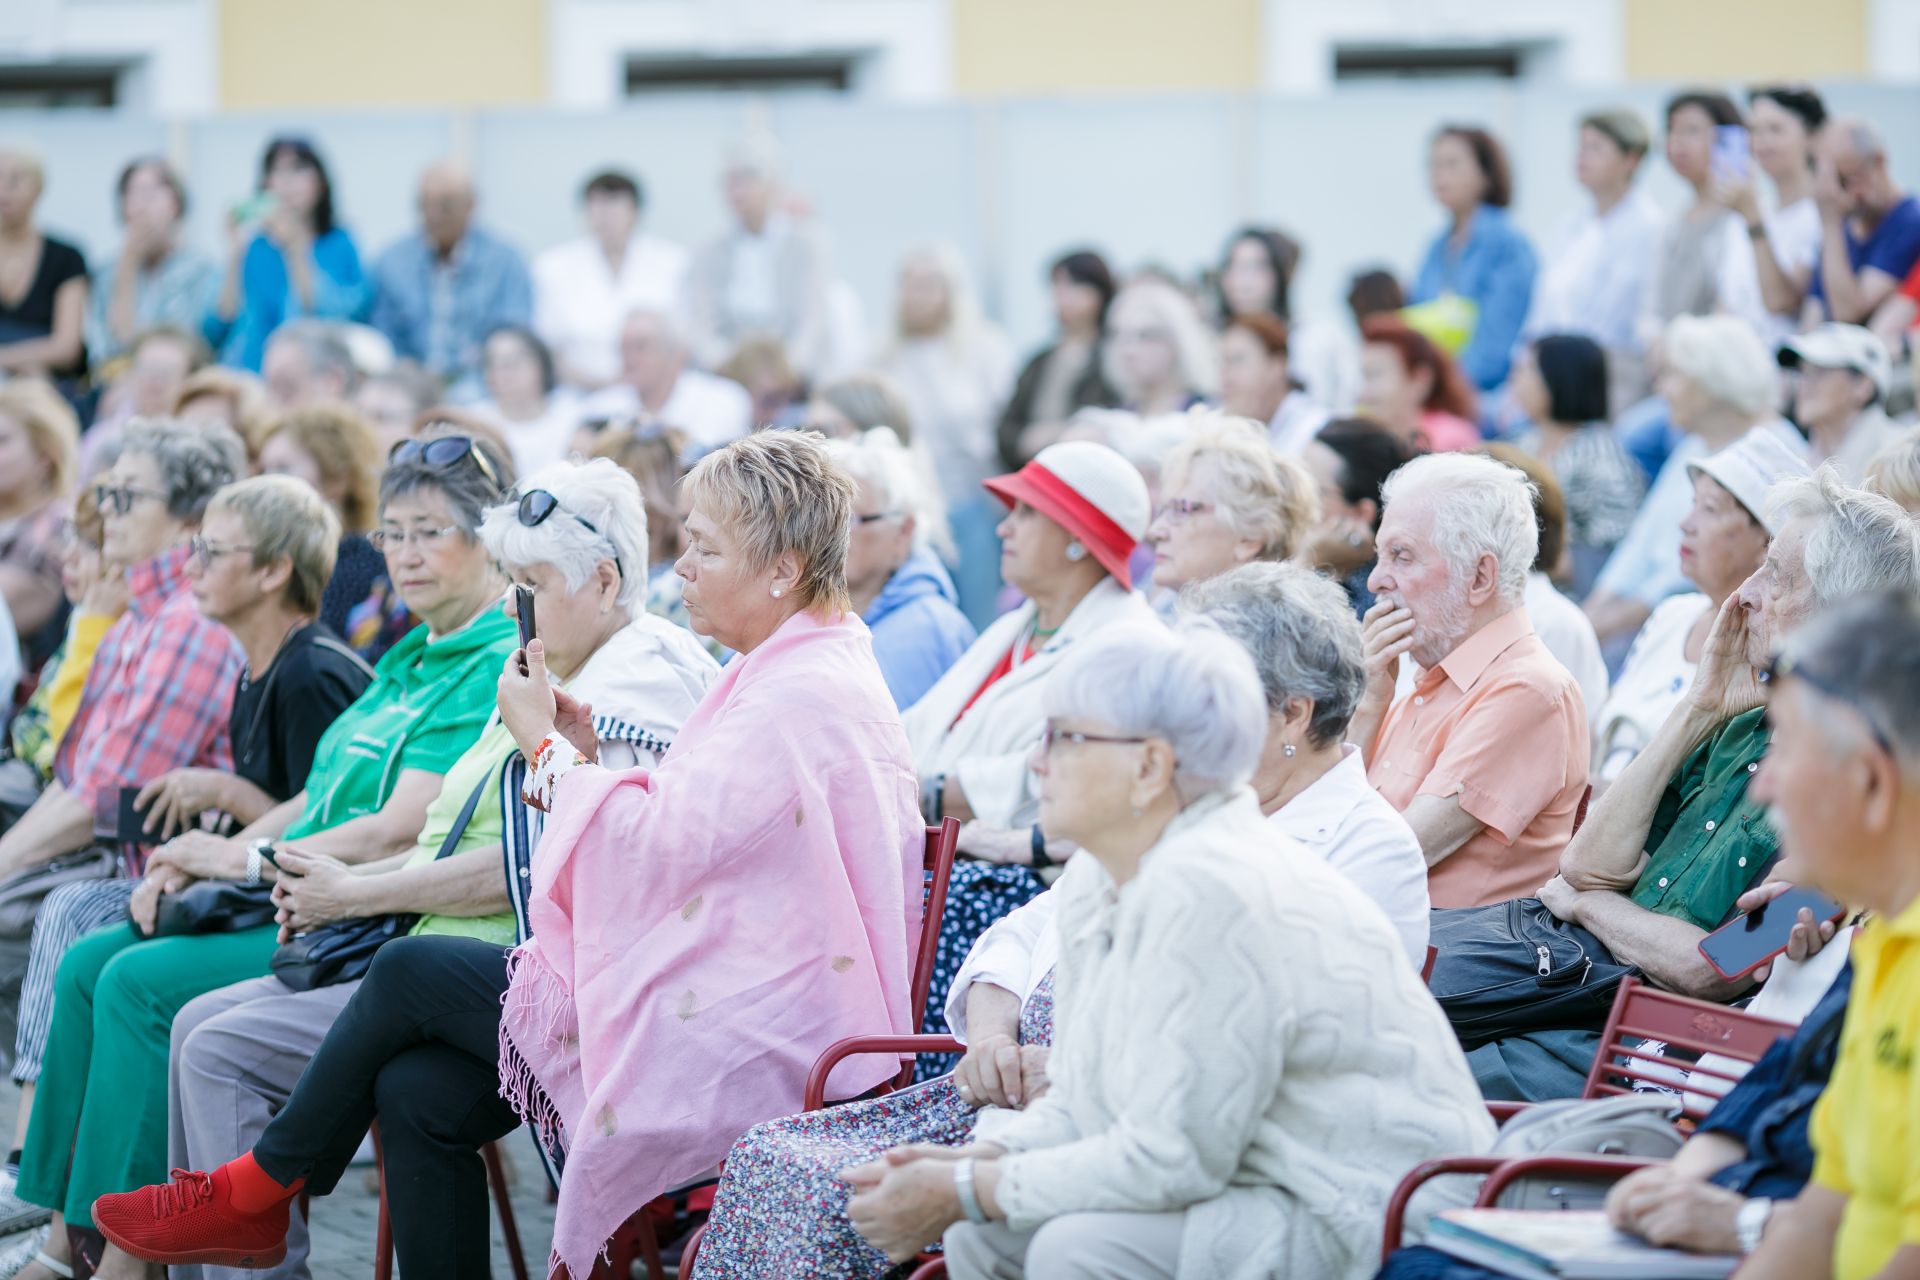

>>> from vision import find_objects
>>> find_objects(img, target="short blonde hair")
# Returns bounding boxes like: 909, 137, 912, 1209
1864, 425, 1920, 514
1159, 414, 1319, 561
682, 431, 854, 614
259, 403, 381, 533
173, 367, 273, 459
0, 379, 79, 497
205, 475, 342, 614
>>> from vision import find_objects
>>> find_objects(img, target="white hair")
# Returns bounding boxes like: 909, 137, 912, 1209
1045, 620, 1267, 801
1103, 279, 1220, 400
824, 426, 956, 562
1767, 465, 1920, 606
479, 457, 652, 616
885, 241, 995, 359
1379, 452, 1537, 607
1663, 314, 1779, 417
623, 307, 687, 353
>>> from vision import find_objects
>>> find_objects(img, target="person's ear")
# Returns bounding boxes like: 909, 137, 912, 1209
1135, 737, 1177, 807
1858, 739, 1899, 835
770, 549, 803, 599
1356, 497, 1379, 529
258, 553, 294, 598
1467, 553, 1500, 606
1280, 696, 1313, 736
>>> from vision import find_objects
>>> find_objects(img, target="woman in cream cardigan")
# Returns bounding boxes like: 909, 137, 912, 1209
847, 622, 1493, 1280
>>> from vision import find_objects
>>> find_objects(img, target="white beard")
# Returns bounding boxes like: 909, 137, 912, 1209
1382, 585, 1473, 670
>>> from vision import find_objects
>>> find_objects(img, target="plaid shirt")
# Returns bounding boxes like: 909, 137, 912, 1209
54, 542, 243, 832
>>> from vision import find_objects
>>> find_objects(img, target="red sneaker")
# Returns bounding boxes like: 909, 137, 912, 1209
93, 1167, 290, 1268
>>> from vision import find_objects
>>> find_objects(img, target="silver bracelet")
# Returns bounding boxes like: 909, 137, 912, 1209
952, 1157, 988, 1225
244, 846, 262, 887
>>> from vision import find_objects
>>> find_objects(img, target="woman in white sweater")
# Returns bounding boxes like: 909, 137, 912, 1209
845, 622, 1494, 1280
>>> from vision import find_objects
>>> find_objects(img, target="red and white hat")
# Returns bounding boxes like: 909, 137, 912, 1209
983, 442, 1151, 589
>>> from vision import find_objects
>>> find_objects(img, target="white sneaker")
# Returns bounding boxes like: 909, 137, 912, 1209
0, 1173, 49, 1240
0, 1225, 52, 1280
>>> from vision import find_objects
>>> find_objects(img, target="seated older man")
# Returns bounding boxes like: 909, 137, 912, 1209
1465, 467, 1920, 1101
1352, 452, 1589, 910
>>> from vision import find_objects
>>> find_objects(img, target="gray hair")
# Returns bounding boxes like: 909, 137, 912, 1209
1767, 466, 1920, 606
1379, 451, 1537, 607
268, 320, 359, 393
623, 307, 687, 353
1180, 561, 1366, 749
1045, 620, 1267, 801
119, 418, 246, 521
1663, 315, 1778, 417
816, 373, 915, 443
1776, 591, 1920, 765
479, 457, 651, 616
824, 427, 955, 562
378, 437, 513, 534
1826, 115, 1885, 162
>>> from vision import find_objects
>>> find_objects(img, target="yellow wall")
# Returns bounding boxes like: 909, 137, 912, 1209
952, 0, 1262, 95
1623, 0, 1868, 81
218, 0, 548, 108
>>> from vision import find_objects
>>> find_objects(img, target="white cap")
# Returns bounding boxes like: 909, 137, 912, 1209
984, 441, 1151, 588
1687, 428, 1812, 535
1778, 324, 1892, 401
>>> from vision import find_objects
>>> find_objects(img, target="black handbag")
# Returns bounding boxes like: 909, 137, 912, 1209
149, 879, 278, 937
1427, 897, 1640, 1051
270, 771, 492, 992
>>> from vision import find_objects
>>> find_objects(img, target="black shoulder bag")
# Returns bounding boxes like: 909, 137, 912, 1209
270, 770, 493, 992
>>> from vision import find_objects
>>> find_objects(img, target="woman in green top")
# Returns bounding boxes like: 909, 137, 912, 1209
10, 436, 520, 1279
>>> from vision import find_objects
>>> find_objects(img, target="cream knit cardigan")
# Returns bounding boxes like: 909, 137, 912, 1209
974, 789, 1494, 1279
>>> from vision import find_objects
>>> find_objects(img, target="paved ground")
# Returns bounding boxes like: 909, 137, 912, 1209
0, 1078, 566, 1280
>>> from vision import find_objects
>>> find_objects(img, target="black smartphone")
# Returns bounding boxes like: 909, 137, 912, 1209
1698, 886, 1847, 981
514, 583, 537, 674
116, 787, 148, 844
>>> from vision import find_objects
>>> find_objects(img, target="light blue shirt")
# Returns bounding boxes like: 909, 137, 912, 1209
1594, 435, 1707, 608
1412, 203, 1538, 391
85, 244, 219, 365
369, 225, 532, 386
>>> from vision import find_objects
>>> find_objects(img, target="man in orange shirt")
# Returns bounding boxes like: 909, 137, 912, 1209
1352, 452, 1589, 909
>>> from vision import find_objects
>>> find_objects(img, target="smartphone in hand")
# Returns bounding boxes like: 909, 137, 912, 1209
1698, 885, 1845, 981
1712, 124, 1753, 183
117, 787, 149, 845
514, 584, 537, 675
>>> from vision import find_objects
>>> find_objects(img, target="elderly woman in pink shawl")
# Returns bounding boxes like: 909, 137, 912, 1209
90, 432, 926, 1280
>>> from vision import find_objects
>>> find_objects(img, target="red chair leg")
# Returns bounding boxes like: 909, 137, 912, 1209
372, 1123, 394, 1280
634, 1212, 665, 1280
483, 1140, 532, 1280
907, 1259, 947, 1279
679, 1222, 708, 1276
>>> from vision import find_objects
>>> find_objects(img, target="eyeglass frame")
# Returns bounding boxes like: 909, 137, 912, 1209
1038, 720, 1152, 757
1763, 650, 1897, 758
1151, 498, 1214, 524
368, 523, 464, 553
188, 536, 257, 570
92, 484, 170, 517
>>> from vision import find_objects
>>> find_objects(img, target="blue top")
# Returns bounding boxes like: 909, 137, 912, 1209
1806, 195, 1920, 318
368, 225, 532, 386
866, 546, 977, 711
1412, 204, 1538, 392
85, 245, 220, 365
207, 227, 369, 371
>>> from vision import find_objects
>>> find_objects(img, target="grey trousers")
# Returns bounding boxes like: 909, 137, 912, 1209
943, 1211, 1186, 1279
167, 974, 362, 1280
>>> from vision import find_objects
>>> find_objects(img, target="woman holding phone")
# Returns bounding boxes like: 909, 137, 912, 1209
1713, 86, 1829, 346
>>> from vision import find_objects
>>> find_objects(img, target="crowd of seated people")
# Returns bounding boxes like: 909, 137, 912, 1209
0, 77, 1915, 1280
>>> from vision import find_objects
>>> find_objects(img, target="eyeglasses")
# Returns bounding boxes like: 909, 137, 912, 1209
1039, 721, 1150, 757
189, 537, 255, 570
1763, 651, 1896, 757
516, 489, 623, 578
93, 484, 168, 516
854, 510, 903, 526
1151, 498, 1214, 524
369, 524, 462, 553
389, 435, 502, 492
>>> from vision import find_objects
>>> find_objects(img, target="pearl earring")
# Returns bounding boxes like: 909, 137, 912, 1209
771, 587, 783, 599
1065, 542, 1087, 562
1283, 744, 1296, 758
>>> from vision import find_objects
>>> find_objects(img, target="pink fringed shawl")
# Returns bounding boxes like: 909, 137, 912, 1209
498, 610, 924, 1278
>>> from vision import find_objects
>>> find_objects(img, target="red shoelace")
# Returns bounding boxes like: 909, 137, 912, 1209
154, 1170, 216, 1218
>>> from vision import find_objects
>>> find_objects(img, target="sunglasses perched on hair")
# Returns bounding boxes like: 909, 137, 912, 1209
1762, 651, 1896, 756
389, 435, 502, 491
517, 489, 623, 578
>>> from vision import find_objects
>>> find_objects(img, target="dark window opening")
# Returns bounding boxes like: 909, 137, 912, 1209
0, 63, 123, 109
1334, 45, 1527, 81
624, 53, 863, 96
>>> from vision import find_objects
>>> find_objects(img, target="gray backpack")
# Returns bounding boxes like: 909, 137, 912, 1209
1484, 1092, 1686, 1211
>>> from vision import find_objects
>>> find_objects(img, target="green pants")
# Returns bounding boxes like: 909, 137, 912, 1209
16, 922, 277, 1227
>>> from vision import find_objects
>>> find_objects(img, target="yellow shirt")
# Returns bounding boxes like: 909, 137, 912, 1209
45, 612, 116, 748
1811, 894, 1920, 1279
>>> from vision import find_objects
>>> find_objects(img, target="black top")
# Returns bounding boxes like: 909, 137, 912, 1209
319, 533, 386, 649
0, 236, 87, 377
228, 622, 375, 804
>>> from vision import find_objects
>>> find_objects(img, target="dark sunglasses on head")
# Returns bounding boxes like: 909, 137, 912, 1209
516, 489, 623, 578
389, 435, 502, 492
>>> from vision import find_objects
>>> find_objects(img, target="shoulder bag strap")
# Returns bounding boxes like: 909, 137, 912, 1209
432, 771, 493, 862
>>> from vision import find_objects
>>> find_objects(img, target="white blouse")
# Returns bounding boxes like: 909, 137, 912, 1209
532, 232, 691, 387
1594, 592, 1710, 781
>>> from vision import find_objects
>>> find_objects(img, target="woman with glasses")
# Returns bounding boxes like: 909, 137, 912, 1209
105, 458, 718, 1280
826, 427, 973, 709
902, 441, 1155, 1072
1, 437, 516, 1280
206, 137, 368, 373
1142, 414, 1317, 604
848, 623, 1490, 1279
99, 433, 920, 1280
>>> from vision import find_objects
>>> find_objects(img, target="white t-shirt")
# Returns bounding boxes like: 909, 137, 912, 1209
581, 368, 754, 454
477, 392, 585, 479
1594, 592, 1711, 781
533, 232, 691, 387
1716, 196, 1821, 349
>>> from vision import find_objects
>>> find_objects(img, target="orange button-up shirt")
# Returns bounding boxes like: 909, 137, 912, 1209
1367, 607, 1589, 909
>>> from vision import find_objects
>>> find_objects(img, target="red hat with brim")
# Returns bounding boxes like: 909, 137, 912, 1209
981, 442, 1149, 591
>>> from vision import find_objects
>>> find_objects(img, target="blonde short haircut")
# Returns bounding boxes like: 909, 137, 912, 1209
1159, 414, 1319, 561
206, 475, 342, 615
0, 379, 80, 497
1864, 425, 1920, 515
682, 431, 854, 614
259, 403, 382, 533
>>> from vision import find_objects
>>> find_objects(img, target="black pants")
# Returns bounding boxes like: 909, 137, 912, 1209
255, 935, 520, 1280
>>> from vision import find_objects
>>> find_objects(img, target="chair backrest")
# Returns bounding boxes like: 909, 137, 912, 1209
908, 818, 961, 1030
1572, 784, 1593, 835
1580, 977, 1798, 1125
1421, 945, 1438, 986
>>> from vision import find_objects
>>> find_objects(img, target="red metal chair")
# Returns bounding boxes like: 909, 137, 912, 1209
371, 1124, 529, 1280
1421, 944, 1438, 986
608, 818, 962, 1279
1379, 976, 1796, 1260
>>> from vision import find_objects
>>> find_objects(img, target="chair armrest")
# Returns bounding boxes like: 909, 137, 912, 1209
1381, 1156, 1506, 1262
906, 1260, 947, 1280
805, 1035, 965, 1111
1475, 1153, 1661, 1207
1486, 1101, 1530, 1124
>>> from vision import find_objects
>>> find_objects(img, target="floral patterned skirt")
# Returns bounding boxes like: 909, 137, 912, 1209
691, 973, 1055, 1279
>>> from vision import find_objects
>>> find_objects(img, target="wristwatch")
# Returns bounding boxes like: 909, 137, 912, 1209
245, 838, 275, 886
1736, 1197, 1773, 1254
